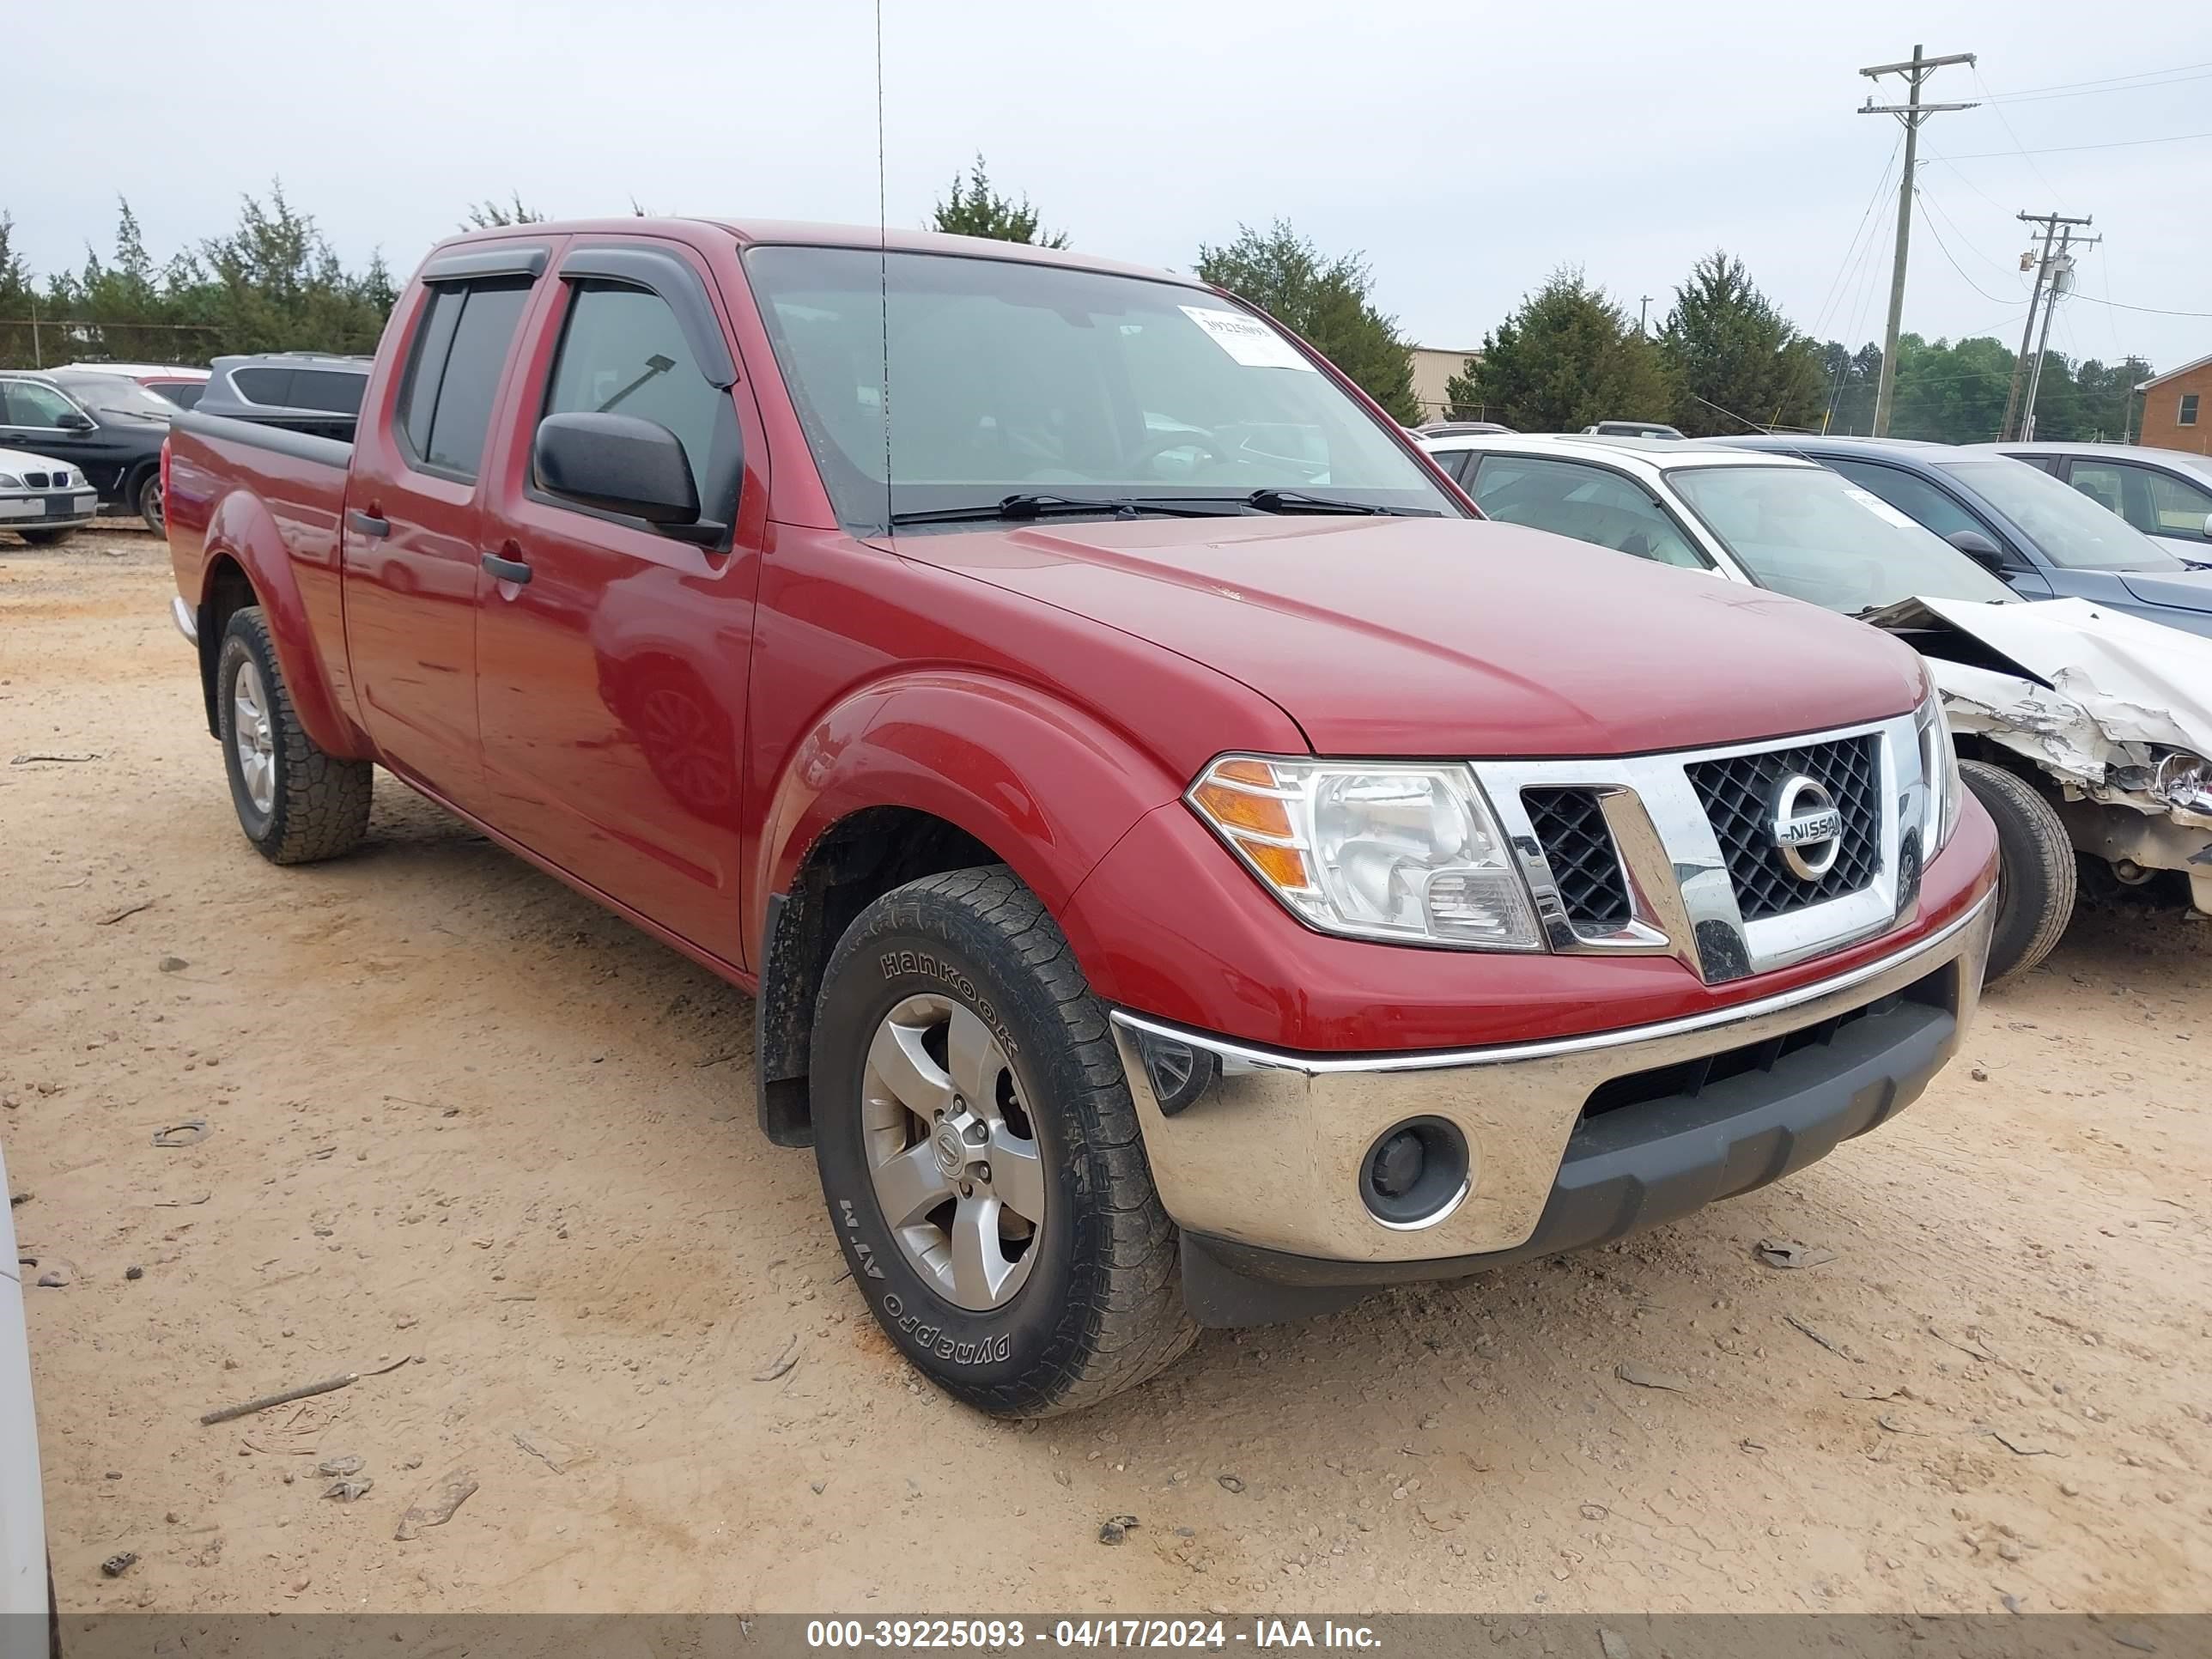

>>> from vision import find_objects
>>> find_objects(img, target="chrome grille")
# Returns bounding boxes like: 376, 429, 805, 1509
1522, 787, 1632, 930
1686, 735, 1882, 921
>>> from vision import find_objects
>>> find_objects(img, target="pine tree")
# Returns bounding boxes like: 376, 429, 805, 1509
1449, 269, 1670, 433
1657, 251, 1823, 435
930, 156, 1066, 247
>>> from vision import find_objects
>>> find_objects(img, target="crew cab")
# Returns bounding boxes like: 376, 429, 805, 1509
163, 219, 1996, 1415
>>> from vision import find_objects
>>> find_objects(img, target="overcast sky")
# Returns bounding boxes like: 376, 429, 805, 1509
11, 0, 2211, 372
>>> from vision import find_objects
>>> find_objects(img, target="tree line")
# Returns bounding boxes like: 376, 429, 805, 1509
0, 190, 394, 369
2, 167, 2154, 446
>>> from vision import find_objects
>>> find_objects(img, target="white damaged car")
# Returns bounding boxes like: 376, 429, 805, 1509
1421, 432, 2212, 976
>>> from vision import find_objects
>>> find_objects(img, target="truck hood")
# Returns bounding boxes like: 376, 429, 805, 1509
895, 514, 1924, 757
2117, 566, 2212, 616
1867, 593, 2212, 826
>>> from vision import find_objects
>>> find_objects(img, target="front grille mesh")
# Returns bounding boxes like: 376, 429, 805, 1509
23, 471, 50, 489
1523, 787, 1632, 930
1686, 735, 1882, 921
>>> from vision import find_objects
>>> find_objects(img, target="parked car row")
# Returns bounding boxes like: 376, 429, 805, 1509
1420, 429, 2212, 977
0, 355, 374, 543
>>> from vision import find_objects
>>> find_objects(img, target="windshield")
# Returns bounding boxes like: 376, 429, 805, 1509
52, 374, 178, 422
743, 246, 1455, 531
1666, 463, 2018, 612
1936, 457, 2181, 572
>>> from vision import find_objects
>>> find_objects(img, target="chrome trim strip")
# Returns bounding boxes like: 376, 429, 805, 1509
169, 595, 197, 645
1370, 1175, 1472, 1232
1109, 887, 1992, 1079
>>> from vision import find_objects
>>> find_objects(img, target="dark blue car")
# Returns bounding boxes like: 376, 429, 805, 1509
1722, 435, 2212, 640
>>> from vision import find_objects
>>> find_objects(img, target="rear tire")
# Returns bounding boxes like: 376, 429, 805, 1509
1961, 758, 2075, 979
19, 527, 75, 547
216, 606, 372, 864
135, 469, 164, 534
810, 866, 1196, 1416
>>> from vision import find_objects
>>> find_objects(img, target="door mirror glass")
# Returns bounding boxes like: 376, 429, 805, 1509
1946, 528, 2007, 572
533, 411, 700, 526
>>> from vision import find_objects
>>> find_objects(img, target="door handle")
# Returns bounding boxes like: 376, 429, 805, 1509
481, 550, 533, 585
347, 509, 390, 538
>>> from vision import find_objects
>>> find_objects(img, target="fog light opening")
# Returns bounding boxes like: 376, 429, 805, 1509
1358, 1116, 1471, 1230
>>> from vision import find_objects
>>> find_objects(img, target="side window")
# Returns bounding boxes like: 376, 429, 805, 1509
231, 367, 292, 406
1467, 454, 1705, 568
394, 278, 532, 483
1827, 459, 1987, 546
3, 380, 81, 427
540, 281, 729, 496
2065, 461, 2157, 534
2180, 392, 2200, 428
292, 369, 368, 415
2142, 466, 2212, 539
1428, 447, 1475, 485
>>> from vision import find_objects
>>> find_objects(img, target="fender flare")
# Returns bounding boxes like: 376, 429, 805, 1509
756, 670, 1185, 939
196, 487, 369, 759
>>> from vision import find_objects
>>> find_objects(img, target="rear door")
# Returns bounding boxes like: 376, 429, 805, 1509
342, 246, 547, 805
473, 238, 761, 963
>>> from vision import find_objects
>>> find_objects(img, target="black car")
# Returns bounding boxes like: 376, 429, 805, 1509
0, 370, 174, 531
197, 353, 372, 442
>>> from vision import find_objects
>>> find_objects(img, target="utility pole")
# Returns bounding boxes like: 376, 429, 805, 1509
1859, 44, 1977, 436
2002, 211, 2094, 440
1638, 295, 1654, 337
2021, 224, 2099, 440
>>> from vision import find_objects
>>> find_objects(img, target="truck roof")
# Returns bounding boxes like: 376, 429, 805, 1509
431, 217, 1194, 287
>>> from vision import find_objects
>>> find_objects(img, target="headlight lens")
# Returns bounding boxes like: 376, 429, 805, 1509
0, 473, 21, 489
2154, 751, 2212, 815
1188, 756, 1543, 950
1916, 681, 1960, 855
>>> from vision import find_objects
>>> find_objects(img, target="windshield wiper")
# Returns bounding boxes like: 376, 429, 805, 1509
1243, 488, 1399, 516
890, 493, 1239, 527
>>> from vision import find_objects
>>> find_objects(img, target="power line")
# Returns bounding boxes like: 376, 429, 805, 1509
1914, 201, 2015, 305
1981, 59, 2212, 100
1931, 128, 2212, 160
2068, 291, 2212, 319
1972, 66, 2059, 200
1810, 129, 1903, 339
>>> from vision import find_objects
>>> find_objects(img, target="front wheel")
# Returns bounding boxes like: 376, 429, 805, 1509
216, 606, 373, 864
1960, 758, 2076, 980
810, 866, 1195, 1416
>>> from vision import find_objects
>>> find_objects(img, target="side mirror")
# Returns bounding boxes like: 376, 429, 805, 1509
532, 411, 699, 527
57, 410, 95, 431
2201, 512, 2212, 539
1946, 528, 2008, 573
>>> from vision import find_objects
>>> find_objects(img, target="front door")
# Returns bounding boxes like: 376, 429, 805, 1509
474, 243, 758, 964
342, 270, 540, 805
0, 380, 104, 489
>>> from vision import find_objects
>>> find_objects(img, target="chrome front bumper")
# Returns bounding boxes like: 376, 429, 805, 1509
1111, 891, 1995, 1266
171, 594, 198, 644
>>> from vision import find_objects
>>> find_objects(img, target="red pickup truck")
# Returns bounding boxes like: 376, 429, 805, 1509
164, 219, 1997, 1415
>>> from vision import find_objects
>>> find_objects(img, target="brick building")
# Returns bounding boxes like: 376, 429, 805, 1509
2136, 352, 2210, 455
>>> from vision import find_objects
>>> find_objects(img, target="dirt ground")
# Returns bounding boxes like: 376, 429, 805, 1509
4, 527, 2209, 1618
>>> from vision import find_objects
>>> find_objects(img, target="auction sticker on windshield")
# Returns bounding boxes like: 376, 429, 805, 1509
1179, 305, 1316, 371
1844, 486, 1924, 532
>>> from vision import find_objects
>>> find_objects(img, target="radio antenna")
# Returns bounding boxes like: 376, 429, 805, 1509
875, 0, 892, 537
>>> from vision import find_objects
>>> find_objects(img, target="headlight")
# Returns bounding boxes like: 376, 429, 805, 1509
1188, 756, 1543, 950
2154, 751, 2212, 816
0, 473, 21, 489
1915, 680, 1960, 855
